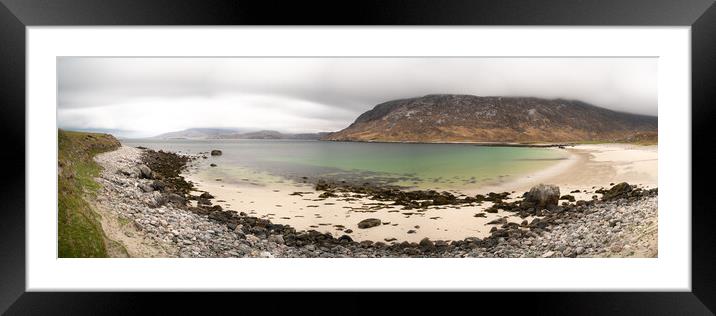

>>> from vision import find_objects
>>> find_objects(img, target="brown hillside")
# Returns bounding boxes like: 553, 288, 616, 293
323, 94, 657, 144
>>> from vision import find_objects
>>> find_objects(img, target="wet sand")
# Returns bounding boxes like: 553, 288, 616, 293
184, 143, 657, 243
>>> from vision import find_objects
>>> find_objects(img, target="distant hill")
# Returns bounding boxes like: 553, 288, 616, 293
153, 128, 329, 140
152, 128, 243, 139
322, 94, 657, 144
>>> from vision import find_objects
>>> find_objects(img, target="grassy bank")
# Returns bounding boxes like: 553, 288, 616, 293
58, 130, 120, 257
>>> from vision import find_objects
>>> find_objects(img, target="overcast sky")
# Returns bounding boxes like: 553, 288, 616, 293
58, 57, 657, 138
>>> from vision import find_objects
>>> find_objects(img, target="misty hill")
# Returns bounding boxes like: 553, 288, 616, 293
153, 128, 243, 139
214, 130, 331, 140
153, 128, 329, 140
322, 94, 657, 144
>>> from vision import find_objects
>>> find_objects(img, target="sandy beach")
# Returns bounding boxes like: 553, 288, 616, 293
473, 144, 658, 199
184, 143, 658, 243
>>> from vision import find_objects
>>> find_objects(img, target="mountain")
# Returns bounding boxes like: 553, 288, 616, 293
153, 128, 328, 140
214, 130, 330, 140
322, 94, 657, 144
153, 128, 243, 139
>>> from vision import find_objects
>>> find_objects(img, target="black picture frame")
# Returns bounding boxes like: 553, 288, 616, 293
1, 0, 714, 314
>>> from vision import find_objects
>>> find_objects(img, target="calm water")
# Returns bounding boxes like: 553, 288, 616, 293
121, 139, 567, 190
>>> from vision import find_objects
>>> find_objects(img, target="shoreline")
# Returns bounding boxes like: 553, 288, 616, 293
124, 136, 655, 148
90, 142, 658, 258
320, 138, 656, 147
468, 144, 657, 198
321, 138, 575, 147
181, 142, 657, 244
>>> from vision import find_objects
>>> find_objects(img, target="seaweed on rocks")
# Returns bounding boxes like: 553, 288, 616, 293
141, 149, 193, 197
312, 179, 506, 209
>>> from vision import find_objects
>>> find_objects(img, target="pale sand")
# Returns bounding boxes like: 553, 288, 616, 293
469, 144, 658, 200
185, 143, 657, 243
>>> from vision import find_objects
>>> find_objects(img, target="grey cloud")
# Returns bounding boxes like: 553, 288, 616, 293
57, 57, 657, 137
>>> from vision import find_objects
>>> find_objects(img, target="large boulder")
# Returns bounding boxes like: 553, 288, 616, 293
210, 150, 222, 156
601, 182, 632, 201
523, 184, 560, 209
137, 164, 153, 179
357, 218, 382, 229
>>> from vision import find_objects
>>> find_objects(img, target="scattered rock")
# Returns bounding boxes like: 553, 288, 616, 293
601, 182, 632, 201
487, 217, 507, 225
357, 218, 381, 229
268, 234, 285, 245
139, 183, 154, 193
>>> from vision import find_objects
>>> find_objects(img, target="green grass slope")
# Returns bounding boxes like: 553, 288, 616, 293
58, 130, 120, 258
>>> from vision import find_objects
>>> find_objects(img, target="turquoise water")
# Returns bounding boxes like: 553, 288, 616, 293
121, 139, 568, 190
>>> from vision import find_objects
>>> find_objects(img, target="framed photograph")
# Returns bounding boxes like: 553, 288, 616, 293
2, 0, 715, 314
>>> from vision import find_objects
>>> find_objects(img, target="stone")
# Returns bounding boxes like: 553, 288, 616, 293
137, 164, 153, 179
610, 243, 624, 253
139, 183, 154, 193
357, 218, 381, 229
268, 234, 285, 245
197, 197, 212, 206
246, 234, 260, 246
576, 246, 585, 255
601, 182, 632, 201
338, 235, 353, 243
487, 217, 507, 225
119, 167, 140, 178
419, 238, 435, 249
541, 251, 555, 258
150, 180, 166, 192
210, 150, 223, 156
524, 184, 560, 208
404, 248, 421, 256
163, 193, 186, 206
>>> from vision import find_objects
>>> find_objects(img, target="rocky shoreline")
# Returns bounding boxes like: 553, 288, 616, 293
93, 146, 657, 258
